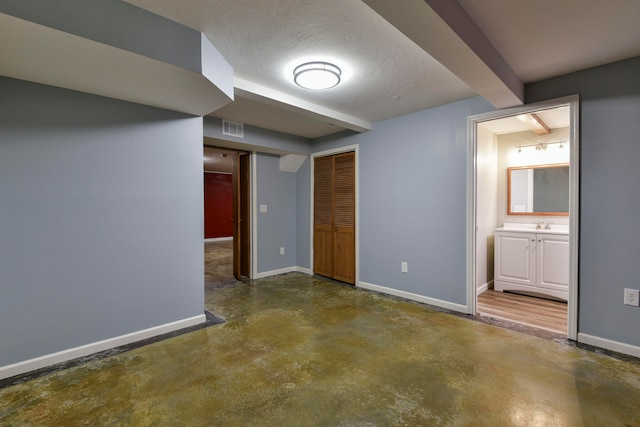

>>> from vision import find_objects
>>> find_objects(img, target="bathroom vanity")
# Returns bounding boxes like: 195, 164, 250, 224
494, 223, 569, 301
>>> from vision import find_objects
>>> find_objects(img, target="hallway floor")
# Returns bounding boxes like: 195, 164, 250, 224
204, 239, 239, 289
1, 274, 639, 426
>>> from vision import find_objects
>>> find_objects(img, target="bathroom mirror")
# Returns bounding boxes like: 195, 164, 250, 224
507, 163, 569, 216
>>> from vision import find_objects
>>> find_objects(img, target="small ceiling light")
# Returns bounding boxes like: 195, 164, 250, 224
293, 61, 341, 90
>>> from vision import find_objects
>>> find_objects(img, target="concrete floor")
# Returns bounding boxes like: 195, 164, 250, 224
1, 273, 639, 426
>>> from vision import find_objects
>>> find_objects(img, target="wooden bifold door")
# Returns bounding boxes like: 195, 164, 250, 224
314, 152, 355, 284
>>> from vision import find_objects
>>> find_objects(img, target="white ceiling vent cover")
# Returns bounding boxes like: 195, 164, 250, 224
222, 120, 244, 138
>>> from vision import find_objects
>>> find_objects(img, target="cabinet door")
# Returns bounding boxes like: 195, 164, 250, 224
536, 234, 569, 291
495, 232, 535, 286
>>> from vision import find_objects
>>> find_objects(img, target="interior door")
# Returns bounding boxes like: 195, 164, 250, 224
232, 152, 251, 279
314, 152, 355, 284
313, 155, 334, 278
332, 153, 355, 283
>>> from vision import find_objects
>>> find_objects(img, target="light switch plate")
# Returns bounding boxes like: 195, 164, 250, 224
260, 204, 268, 213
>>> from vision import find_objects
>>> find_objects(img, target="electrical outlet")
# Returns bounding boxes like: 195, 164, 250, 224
280, 247, 285, 256
401, 262, 408, 273
624, 288, 640, 306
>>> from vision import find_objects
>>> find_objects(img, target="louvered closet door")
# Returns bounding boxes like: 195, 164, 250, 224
332, 152, 355, 283
314, 156, 334, 278
313, 152, 355, 284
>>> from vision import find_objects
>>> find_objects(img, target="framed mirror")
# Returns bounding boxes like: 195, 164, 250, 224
507, 163, 569, 216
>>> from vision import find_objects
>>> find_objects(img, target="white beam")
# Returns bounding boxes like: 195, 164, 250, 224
234, 78, 371, 133
363, 0, 524, 109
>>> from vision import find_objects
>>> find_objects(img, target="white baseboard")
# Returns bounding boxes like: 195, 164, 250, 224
476, 280, 493, 295
0, 314, 206, 381
578, 333, 640, 358
294, 266, 312, 275
253, 266, 312, 279
204, 237, 233, 242
358, 281, 468, 314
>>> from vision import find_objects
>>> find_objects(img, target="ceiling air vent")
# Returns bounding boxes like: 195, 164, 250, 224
222, 120, 244, 138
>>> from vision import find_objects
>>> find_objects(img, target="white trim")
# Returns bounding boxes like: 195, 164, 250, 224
204, 237, 232, 242
476, 281, 492, 295
251, 152, 258, 279
358, 281, 468, 313
253, 266, 312, 279
578, 333, 640, 358
567, 96, 580, 341
235, 78, 371, 133
466, 110, 477, 315
466, 95, 580, 339
294, 266, 312, 275
309, 144, 359, 285
0, 314, 206, 381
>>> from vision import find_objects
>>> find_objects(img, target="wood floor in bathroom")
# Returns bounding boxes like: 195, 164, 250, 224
477, 290, 567, 335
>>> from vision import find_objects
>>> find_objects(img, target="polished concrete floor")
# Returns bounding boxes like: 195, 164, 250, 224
1, 274, 639, 426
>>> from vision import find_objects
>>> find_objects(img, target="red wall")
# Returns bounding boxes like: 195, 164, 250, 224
204, 173, 233, 238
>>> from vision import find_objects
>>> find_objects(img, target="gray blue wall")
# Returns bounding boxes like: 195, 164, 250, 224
312, 97, 493, 304
255, 154, 298, 273
204, 117, 311, 155
527, 56, 640, 347
0, 0, 202, 73
0, 77, 205, 366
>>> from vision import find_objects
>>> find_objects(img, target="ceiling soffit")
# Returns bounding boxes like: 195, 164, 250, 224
0, 2, 234, 116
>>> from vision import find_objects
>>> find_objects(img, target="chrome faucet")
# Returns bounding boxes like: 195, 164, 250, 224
536, 220, 551, 230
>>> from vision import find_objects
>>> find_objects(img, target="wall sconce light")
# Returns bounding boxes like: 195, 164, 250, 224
293, 61, 341, 90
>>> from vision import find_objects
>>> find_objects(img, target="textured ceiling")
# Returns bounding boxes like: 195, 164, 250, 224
457, 0, 640, 83
125, 0, 640, 139
124, 0, 475, 136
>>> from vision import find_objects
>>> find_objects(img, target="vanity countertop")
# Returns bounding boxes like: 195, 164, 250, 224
496, 223, 569, 235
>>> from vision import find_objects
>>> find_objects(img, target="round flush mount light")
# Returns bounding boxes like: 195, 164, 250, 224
293, 61, 341, 90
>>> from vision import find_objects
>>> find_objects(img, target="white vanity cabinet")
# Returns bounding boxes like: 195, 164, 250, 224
494, 228, 569, 301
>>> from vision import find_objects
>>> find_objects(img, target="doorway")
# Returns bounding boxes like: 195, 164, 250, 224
203, 146, 251, 288
467, 95, 579, 339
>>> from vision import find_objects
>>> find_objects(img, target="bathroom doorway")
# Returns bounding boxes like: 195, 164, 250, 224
467, 95, 579, 339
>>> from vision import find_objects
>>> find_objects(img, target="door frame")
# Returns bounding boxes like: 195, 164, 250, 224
310, 144, 359, 285
231, 151, 251, 279
466, 95, 580, 340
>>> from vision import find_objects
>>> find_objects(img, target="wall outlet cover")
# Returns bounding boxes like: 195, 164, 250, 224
624, 288, 639, 306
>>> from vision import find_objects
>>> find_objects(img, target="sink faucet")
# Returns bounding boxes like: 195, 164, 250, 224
536, 220, 545, 230
536, 220, 551, 230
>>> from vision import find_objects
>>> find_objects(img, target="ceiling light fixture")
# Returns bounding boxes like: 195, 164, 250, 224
293, 61, 341, 90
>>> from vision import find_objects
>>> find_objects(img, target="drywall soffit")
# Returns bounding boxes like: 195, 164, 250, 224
0, 13, 233, 116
